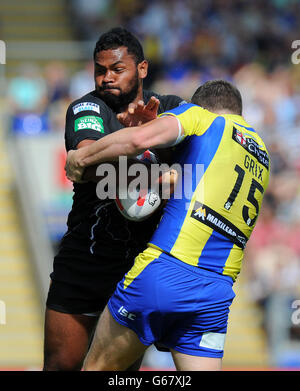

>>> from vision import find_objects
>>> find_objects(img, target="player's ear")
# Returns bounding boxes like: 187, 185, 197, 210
137, 60, 148, 80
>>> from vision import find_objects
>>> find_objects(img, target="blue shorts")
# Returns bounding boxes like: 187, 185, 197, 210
108, 248, 235, 358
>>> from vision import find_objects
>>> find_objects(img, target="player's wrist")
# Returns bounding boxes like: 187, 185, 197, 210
75, 147, 89, 168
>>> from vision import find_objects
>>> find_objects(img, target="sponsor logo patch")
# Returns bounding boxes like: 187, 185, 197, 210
148, 193, 159, 206
232, 127, 269, 170
74, 116, 104, 133
73, 102, 100, 115
200, 332, 226, 351
118, 306, 136, 320
191, 201, 248, 248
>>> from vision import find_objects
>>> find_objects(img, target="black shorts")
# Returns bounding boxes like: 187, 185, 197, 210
46, 232, 136, 314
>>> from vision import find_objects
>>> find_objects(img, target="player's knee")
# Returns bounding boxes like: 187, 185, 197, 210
83, 355, 142, 371
83, 352, 123, 371
82, 356, 106, 371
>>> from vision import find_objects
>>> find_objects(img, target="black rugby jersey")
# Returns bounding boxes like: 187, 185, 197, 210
64, 90, 183, 261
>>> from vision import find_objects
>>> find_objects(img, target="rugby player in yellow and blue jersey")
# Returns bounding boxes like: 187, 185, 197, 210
66, 80, 270, 371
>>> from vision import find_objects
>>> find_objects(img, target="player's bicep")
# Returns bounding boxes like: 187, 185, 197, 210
160, 104, 218, 137
133, 116, 185, 150
150, 115, 185, 148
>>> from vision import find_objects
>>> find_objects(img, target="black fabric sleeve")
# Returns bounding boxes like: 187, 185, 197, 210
158, 94, 187, 113
64, 100, 113, 151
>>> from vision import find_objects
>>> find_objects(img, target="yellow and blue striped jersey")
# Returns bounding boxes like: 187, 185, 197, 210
147, 103, 270, 282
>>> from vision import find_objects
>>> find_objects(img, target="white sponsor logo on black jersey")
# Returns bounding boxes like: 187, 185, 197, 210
73, 102, 100, 115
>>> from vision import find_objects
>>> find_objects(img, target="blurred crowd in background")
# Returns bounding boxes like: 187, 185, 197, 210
4, 0, 300, 363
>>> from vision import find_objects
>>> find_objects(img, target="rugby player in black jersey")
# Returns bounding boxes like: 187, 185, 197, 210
43, 27, 184, 371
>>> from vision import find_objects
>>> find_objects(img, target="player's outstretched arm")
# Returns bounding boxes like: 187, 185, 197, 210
65, 115, 183, 182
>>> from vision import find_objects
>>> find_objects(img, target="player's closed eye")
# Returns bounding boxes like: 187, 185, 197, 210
95, 66, 106, 75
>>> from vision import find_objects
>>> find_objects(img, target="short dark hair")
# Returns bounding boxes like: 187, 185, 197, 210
93, 27, 144, 64
191, 80, 243, 115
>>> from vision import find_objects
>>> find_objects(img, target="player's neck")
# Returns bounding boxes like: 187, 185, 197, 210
130, 86, 144, 106
212, 109, 240, 116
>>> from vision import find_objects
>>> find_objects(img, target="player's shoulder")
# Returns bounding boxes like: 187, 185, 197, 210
143, 90, 185, 113
161, 102, 205, 118
67, 90, 113, 118
225, 115, 269, 155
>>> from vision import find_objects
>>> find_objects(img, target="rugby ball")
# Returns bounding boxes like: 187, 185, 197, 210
115, 150, 161, 221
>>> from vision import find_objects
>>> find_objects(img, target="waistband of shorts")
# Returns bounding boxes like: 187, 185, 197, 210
158, 252, 234, 286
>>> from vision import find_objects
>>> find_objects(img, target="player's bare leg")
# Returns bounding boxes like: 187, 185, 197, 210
43, 308, 98, 371
83, 306, 147, 371
170, 349, 222, 371
43, 308, 144, 371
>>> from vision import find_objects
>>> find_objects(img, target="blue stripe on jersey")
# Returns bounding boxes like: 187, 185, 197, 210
163, 103, 196, 116
233, 122, 256, 133
150, 116, 226, 252
197, 230, 234, 273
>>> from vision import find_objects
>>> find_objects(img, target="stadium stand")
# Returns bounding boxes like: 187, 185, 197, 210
0, 100, 44, 368
0, 0, 74, 369
223, 274, 269, 368
0, 0, 72, 41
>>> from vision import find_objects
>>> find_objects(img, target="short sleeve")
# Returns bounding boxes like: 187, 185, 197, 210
65, 99, 113, 151
158, 94, 186, 113
159, 103, 219, 137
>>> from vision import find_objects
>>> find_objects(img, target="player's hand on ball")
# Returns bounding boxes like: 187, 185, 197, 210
159, 168, 179, 199
65, 150, 86, 183
117, 96, 160, 127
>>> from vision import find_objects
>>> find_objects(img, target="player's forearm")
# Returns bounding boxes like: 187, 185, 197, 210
75, 116, 180, 168
130, 116, 181, 151
82, 160, 148, 184
75, 127, 142, 167
81, 142, 136, 166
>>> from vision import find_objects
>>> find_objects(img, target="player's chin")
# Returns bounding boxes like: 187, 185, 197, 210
99, 89, 121, 97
